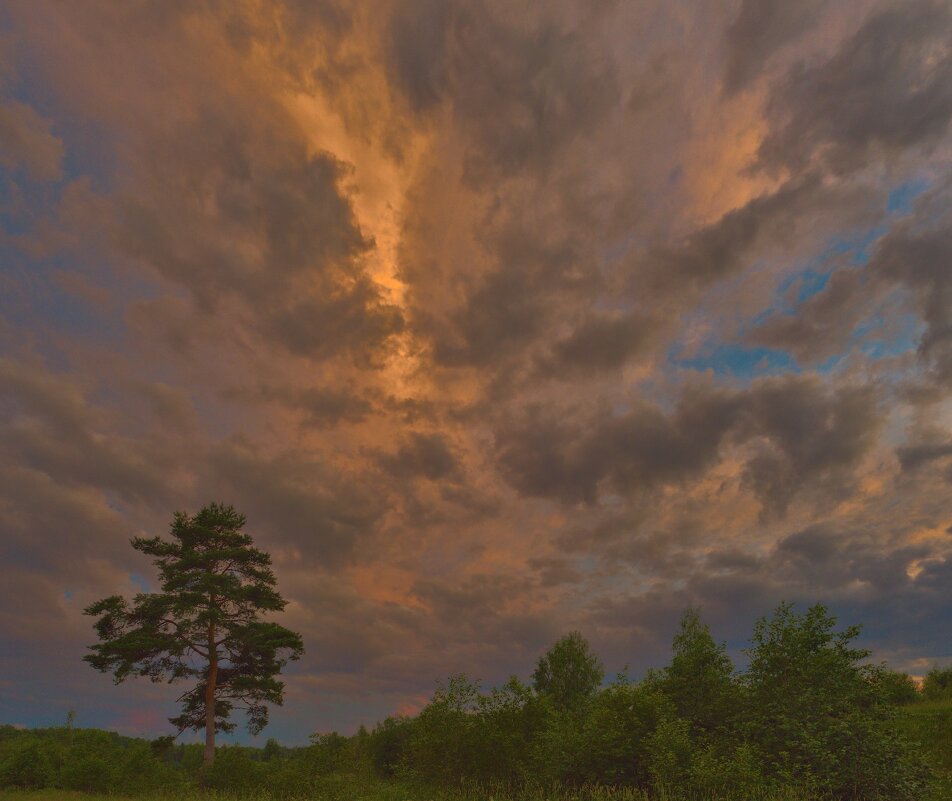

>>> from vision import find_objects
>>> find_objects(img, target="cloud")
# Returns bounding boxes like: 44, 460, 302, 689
378, 432, 460, 481
209, 438, 387, 568
745, 267, 867, 363
756, 0, 952, 175
495, 375, 880, 516
3, 0, 952, 743
722, 0, 828, 95
538, 312, 659, 376
0, 359, 175, 506
0, 100, 64, 181
896, 442, 952, 472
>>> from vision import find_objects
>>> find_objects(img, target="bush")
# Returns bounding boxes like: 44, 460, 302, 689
0, 736, 57, 789
743, 602, 929, 800
876, 669, 922, 706
367, 715, 415, 778
656, 608, 740, 741
569, 682, 679, 787
200, 745, 267, 792
922, 666, 952, 701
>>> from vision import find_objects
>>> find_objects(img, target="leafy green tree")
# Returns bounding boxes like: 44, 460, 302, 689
743, 602, 928, 799
876, 669, 921, 705
532, 631, 604, 713
406, 674, 481, 784
367, 716, 415, 778
659, 608, 738, 739
84, 503, 304, 766
922, 665, 952, 701
571, 681, 679, 787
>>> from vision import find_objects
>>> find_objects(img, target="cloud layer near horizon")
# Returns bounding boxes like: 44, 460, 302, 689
2, 0, 952, 743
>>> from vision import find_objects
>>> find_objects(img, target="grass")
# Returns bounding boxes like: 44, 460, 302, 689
0, 784, 819, 801
896, 697, 952, 800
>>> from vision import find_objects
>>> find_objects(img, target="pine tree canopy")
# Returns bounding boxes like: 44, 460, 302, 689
84, 503, 304, 764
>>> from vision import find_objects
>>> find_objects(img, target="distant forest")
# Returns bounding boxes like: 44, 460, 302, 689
3, 602, 951, 801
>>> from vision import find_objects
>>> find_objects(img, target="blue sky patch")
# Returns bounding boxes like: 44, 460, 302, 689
672, 342, 797, 378
129, 573, 151, 594
887, 179, 930, 215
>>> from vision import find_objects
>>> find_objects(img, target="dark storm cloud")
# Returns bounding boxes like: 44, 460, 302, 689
0, 465, 128, 574
428, 269, 546, 368
262, 280, 404, 364
643, 176, 824, 296
209, 439, 387, 567
872, 222, 952, 384
757, 0, 952, 174
527, 556, 583, 587
773, 524, 930, 593
253, 383, 374, 428
537, 312, 659, 376
0, 359, 174, 506
119, 134, 403, 362
736, 380, 880, 517
496, 376, 880, 515
386, 0, 452, 112
392, 1, 627, 374
378, 432, 460, 481
387, 0, 620, 178
721, 0, 828, 94
897, 442, 952, 472
411, 573, 559, 656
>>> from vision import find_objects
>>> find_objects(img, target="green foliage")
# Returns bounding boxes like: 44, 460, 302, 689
922, 665, 952, 701
200, 746, 267, 792
656, 608, 739, 741
568, 682, 679, 787
532, 632, 605, 713
686, 741, 768, 799
0, 737, 56, 789
83, 503, 304, 763
367, 716, 414, 778
307, 732, 350, 774
874, 669, 921, 706
4, 601, 945, 800
743, 602, 929, 799
405, 674, 483, 784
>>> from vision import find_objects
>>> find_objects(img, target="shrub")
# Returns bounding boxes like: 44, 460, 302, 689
0, 736, 57, 789
367, 715, 415, 778
875, 669, 922, 706
922, 666, 952, 701
656, 608, 740, 741
570, 682, 680, 787
201, 745, 267, 792
743, 602, 929, 800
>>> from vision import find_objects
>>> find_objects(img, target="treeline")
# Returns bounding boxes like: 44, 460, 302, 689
1, 602, 947, 800
366, 604, 932, 799
0, 725, 354, 796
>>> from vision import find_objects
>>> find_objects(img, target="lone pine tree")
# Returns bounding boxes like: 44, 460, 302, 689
84, 503, 304, 765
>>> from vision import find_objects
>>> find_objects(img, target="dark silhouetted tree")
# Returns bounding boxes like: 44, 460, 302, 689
84, 503, 304, 766
532, 631, 604, 713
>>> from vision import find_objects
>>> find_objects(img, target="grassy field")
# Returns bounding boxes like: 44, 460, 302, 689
897, 698, 952, 799
0, 788, 819, 801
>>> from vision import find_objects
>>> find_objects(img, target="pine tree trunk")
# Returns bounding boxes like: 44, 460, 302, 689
204, 622, 218, 766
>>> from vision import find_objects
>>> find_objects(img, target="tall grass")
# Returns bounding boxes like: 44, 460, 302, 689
0, 780, 821, 801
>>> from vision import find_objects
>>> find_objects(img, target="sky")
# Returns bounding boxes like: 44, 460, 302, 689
1, 0, 952, 746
